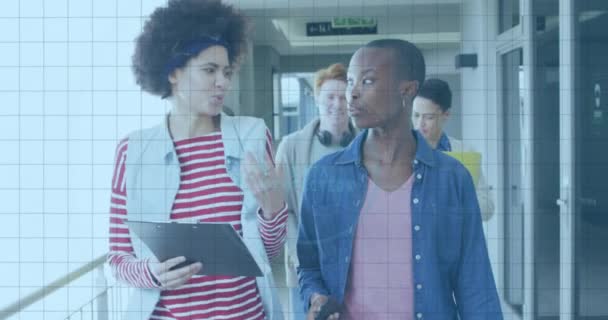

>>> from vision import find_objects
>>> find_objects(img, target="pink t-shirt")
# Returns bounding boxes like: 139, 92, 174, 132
343, 175, 414, 320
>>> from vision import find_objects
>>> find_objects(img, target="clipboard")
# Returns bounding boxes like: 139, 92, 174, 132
125, 220, 263, 277
443, 151, 482, 186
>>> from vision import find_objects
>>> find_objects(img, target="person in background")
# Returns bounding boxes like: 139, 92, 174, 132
412, 78, 495, 221
297, 39, 502, 320
107, 0, 287, 319
275, 63, 355, 320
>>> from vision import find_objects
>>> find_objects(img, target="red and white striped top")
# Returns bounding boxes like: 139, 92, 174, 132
108, 130, 288, 320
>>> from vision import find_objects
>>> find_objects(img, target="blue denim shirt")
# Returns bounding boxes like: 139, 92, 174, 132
297, 130, 503, 319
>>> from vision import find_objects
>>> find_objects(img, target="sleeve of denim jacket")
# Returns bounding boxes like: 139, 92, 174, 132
297, 166, 330, 312
455, 169, 504, 320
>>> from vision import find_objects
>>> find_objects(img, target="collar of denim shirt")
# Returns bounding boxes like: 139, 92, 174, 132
334, 129, 436, 168
436, 131, 453, 152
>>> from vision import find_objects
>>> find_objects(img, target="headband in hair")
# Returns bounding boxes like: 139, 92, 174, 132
164, 36, 231, 79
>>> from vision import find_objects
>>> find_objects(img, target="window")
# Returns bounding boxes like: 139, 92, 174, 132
499, 0, 520, 33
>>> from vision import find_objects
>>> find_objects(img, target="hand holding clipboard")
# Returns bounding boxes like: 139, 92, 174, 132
148, 256, 202, 289
125, 220, 263, 282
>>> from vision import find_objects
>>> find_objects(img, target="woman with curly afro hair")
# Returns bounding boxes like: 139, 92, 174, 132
107, 1, 288, 319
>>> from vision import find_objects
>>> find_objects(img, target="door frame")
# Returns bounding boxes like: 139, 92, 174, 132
494, 0, 535, 318
557, 0, 576, 319
494, 0, 577, 318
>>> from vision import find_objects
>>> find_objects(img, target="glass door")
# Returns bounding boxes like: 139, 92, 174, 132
496, 0, 536, 319
532, 1, 560, 319
502, 48, 525, 313
496, 1, 535, 319
574, 2, 608, 319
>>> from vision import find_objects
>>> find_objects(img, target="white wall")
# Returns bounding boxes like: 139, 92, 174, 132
423, 46, 462, 139
424, 46, 459, 76
0, 0, 168, 318
460, 0, 517, 319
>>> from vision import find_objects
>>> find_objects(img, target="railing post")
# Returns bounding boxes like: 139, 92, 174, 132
95, 266, 109, 320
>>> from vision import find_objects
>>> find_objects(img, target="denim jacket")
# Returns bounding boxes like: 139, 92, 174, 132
297, 130, 503, 320
121, 114, 284, 320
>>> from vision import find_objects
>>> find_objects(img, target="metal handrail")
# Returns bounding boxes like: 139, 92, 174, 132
64, 286, 111, 320
0, 253, 107, 320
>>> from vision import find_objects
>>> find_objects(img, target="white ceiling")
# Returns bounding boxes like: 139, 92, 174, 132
225, 0, 461, 10
232, 0, 463, 55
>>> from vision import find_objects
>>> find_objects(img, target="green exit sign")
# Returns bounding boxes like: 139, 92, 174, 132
332, 17, 377, 29
306, 17, 378, 36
